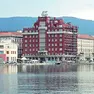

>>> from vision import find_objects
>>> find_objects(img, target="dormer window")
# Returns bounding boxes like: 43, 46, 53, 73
25, 30, 28, 33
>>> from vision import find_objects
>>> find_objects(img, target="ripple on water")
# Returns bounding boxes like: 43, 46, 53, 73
0, 64, 94, 94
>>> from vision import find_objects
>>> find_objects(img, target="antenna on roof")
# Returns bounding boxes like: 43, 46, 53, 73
41, 11, 48, 17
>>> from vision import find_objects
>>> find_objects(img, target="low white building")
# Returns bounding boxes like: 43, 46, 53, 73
78, 34, 94, 61
0, 42, 17, 62
0, 32, 23, 63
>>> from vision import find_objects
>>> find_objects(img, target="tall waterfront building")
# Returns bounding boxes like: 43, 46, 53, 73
22, 13, 78, 63
0, 32, 22, 63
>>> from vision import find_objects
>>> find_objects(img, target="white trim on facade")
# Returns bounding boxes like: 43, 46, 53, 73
22, 32, 38, 35
47, 31, 77, 34
38, 27, 47, 30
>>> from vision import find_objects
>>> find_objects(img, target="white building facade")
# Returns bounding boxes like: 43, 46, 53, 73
0, 32, 23, 63
78, 34, 94, 61
0, 42, 17, 62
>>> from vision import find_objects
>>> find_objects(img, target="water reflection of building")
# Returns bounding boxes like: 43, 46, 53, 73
3, 65, 17, 74
0, 65, 18, 94
77, 65, 94, 93
22, 12, 78, 63
17, 64, 77, 73
17, 64, 78, 93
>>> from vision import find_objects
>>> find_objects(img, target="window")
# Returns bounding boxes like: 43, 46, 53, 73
29, 30, 32, 33
48, 25, 50, 27
30, 44, 32, 47
25, 35, 27, 38
0, 51, 4, 54
52, 39, 54, 42
15, 57, 16, 61
6, 51, 9, 54
0, 45, 4, 49
59, 43, 62, 46
40, 22, 45, 26
55, 29, 57, 31
55, 48, 57, 51
59, 48, 62, 51
25, 40, 27, 42
30, 40, 31, 42
36, 25, 38, 28
52, 48, 54, 51
51, 35, 54, 37
33, 49, 35, 51
59, 34, 62, 37
14, 51, 15, 54
36, 48, 38, 51
48, 29, 50, 31
25, 44, 27, 47
59, 38, 62, 42
11, 57, 13, 61
48, 35, 50, 37
25, 49, 27, 51
33, 35, 35, 38
25, 30, 28, 33
49, 48, 50, 51
36, 40, 38, 42
55, 35, 57, 37
13, 51, 14, 54
7, 57, 9, 61
33, 40, 35, 42
52, 44, 54, 46
36, 44, 38, 47
33, 44, 34, 47
55, 44, 57, 46
36, 35, 38, 38
55, 39, 57, 42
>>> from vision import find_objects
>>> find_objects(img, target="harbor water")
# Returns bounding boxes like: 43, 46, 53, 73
0, 63, 94, 94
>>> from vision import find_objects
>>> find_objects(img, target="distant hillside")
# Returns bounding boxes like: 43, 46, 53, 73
62, 16, 94, 35
0, 17, 37, 31
0, 16, 94, 35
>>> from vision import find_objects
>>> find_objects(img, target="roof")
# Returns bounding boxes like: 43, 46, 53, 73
78, 34, 94, 40
21, 57, 27, 60
0, 32, 23, 37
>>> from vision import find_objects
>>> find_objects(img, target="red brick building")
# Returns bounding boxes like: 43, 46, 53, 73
22, 14, 78, 63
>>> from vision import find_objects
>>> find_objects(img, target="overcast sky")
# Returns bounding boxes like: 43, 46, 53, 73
0, 0, 94, 20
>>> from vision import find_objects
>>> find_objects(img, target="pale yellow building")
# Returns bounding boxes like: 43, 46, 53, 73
78, 34, 94, 61
0, 32, 22, 63
0, 42, 18, 62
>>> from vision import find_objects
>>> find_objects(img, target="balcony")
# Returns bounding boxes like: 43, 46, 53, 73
38, 26, 47, 30
38, 50, 48, 55
22, 32, 38, 35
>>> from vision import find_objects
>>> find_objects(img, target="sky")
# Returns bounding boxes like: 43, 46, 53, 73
0, 0, 94, 20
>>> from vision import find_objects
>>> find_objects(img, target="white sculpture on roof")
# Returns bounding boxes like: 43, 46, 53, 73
41, 11, 48, 17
